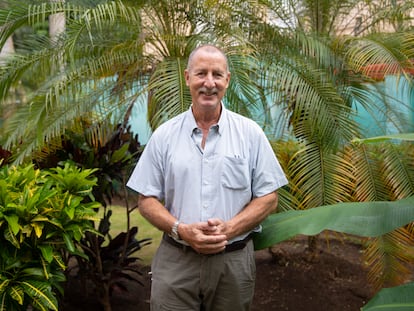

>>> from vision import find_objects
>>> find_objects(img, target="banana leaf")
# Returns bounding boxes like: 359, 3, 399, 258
253, 196, 414, 250
361, 282, 414, 310
353, 133, 414, 143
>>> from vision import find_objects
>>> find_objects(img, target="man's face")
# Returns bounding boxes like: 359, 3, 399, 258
184, 49, 230, 110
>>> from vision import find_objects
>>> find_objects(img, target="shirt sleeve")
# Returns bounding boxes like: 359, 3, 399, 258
126, 132, 165, 200
251, 126, 288, 198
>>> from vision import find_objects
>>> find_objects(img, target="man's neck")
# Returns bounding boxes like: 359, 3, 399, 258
192, 104, 221, 130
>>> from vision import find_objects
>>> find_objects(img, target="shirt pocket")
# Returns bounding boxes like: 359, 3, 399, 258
221, 156, 250, 190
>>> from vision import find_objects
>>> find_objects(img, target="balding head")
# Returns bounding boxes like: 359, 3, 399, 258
187, 45, 229, 73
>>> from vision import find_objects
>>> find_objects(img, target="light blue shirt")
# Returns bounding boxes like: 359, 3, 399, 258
127, 105, 288, 240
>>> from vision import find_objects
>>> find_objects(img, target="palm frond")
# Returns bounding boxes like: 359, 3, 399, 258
147, 57, 190, 129
225, 54, 264, 118
350, 141, 414, 290
0, 43, 58, 101
364, 228, 414, 291
350, 142, 390, 202
380, 142, 414, 200
344, 32, 414, 82
289, 143, 354, 209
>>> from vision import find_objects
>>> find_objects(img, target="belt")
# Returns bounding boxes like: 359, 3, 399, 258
163, 233, 253, 255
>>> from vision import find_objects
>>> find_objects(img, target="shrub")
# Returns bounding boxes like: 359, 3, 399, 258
0, 162, 100, 311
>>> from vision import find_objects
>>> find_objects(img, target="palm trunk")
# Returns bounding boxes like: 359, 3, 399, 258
49, 0, 66, 72
0, 36, 15, 62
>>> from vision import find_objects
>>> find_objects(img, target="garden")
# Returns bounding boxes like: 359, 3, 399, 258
1, 1, 414, 310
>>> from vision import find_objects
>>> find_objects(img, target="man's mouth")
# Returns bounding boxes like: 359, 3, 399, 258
199, 88, 218, 96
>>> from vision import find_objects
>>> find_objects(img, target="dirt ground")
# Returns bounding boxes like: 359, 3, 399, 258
62, 231, 374, 311
131, 232, 374, 311
62, 192, 374, 310
251, 233, 373, 311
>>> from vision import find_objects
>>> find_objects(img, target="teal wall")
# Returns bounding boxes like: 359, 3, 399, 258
128, 75, 414, 144
353, 76, 414, 137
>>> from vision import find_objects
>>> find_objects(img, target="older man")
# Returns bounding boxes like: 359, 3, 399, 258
127, 45, 288, 310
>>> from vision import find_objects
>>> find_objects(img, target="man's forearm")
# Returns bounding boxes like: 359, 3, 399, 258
225, 191, 278, 240
138, 195, 177, 235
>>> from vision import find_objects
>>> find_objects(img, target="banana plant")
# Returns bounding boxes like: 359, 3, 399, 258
253, 195, 414, 311
253, 196, 414, 249
257, 133, 414, 310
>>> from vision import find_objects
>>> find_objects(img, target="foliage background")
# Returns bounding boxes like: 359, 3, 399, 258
1, 0, 414, 308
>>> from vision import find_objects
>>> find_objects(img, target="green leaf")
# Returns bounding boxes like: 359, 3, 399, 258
4, 215, 20, 236
9, 285, 24, 305
0, 280, 10, 294
253, 196, 414, 250
4, 227, 20, 249
21, 268, 45, 278
62, 233, 75, 252
361, 282, 414, 310
111, 143, 130, 163
38, 245, 54, 263
32, 222, 44, 238
353, 133, 414, 144
52, 254, 66, 270
21, 280, 58, 311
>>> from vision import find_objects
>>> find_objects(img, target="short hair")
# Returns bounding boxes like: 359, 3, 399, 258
187, 44, 229, 72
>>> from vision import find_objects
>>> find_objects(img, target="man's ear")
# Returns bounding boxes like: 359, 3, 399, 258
225, 72, 231, 88
184, 69, 190, 86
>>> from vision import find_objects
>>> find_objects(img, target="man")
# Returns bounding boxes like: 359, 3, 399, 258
127, 45, 288, 310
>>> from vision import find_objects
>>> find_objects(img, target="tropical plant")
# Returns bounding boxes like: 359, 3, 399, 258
0, 0, 142, 163
250, 0, 414, 292
253, 195, 414, 310
62, 206, 151, 311
1, 0, 414, 297
34, 123, 141, 206
34, 123, 150, 311
0, 0, 272, 164
0, 162, 100, 310
259, 133, 414, 309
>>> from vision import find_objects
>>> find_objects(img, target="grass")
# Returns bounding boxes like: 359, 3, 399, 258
104, 205, 162, 266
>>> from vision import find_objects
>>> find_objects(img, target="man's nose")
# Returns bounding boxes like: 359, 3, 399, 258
204, 73, 215, 88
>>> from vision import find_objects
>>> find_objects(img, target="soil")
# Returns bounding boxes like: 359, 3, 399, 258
61, 195, 374, 310
62, 231, 374, 311
251, 233, 373, 311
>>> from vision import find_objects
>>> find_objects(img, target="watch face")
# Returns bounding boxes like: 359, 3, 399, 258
172, 221, 180, 240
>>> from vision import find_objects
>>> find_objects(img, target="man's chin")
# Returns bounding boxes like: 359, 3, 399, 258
198, 99, 220, 107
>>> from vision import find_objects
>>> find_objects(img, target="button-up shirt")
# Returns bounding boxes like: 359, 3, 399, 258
127, 104, 288, 240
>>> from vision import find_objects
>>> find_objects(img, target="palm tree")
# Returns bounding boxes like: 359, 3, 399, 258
0, 0, 260, 163
248, 0, 414, 290
1, 0, 413, 292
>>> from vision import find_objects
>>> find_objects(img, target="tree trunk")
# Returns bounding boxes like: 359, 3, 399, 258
49, 0, 66, 72
0, 36, 15, 63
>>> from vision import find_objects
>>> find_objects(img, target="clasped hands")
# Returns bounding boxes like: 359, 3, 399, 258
179, 218, 230, 255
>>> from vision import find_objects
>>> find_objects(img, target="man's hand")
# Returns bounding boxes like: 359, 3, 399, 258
178, 221, 228, 254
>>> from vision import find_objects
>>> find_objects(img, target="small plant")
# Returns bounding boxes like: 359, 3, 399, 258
63, 208, 151, 311
0, 162, 100, 311
35, 124, 150, 310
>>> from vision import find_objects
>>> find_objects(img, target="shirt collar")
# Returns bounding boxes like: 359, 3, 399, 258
184, 103, 228, 135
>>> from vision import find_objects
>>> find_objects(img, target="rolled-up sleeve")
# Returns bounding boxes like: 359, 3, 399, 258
251, 129, 288, 198
127, 133, 165, 200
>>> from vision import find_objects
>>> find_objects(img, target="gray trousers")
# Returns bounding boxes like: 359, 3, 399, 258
150, 239, 256, 311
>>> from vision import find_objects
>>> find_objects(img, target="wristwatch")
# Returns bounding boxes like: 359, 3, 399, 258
170, 220, 181, 240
